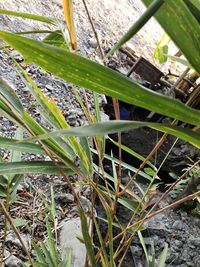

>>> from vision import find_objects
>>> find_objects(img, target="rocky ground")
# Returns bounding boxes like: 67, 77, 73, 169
0, 0, 199, 267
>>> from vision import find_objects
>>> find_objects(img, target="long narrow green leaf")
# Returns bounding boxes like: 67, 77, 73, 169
0, 136, 45, 154
24, 121, 200, 149
40, 243, 55, 267
11, 58, 90, 175
183, 0, 200, 23
32, 242, 47, 265
0, 161, 75, 175
108, 137, 156, 170
168, 55, 192, 68
107, 0, 165, 56
104, 203, 115, 267
46, 219, 57, 266
93, 216, 109, 267
158, 243, 168, 267
0, 32, 200, 125
142, 0, 200, 72
0, 9, 58, 25
79, 208, 97, 267
0, 78, 24, 114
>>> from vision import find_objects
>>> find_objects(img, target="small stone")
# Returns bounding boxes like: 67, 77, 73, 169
189, 237, 200, 247
5, 255, 23, 267
57, 193, 75, 204
174, 239, 183, 248
45, 84, 54, 92
6, 233, 31, 251
193, 255, 200, 266
130, 245, 143, 257
10, 51, 23, 62
108, 59, 117, 69
172, 220, 183, 230
88, 38, 97, 48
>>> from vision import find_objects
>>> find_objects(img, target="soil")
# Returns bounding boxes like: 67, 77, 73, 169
0, 1, 199, 267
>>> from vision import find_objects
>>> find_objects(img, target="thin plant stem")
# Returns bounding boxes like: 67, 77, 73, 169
82, 0, 104, 59
114, 138, 178, 260
0, 200, 35, 267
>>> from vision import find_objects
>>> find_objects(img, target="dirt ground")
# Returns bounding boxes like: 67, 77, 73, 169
1, 0, 165, 65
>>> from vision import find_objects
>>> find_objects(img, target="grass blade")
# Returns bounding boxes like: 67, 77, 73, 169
157, 243, 168, 267
79, 208, 97, 267
0, 161, 75, 175
24, 121, 200, 149
0, 9, 57, 25
0, 32, 200, 125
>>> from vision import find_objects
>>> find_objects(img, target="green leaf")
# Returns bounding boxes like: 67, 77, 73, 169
104, 203, 115, 267
0, 9, 58, 25
0, 78, 24, 114
142, 0, 200, 72
24, 121, 200, 149
154, 33, 171, 64
108, 137, 156, 170
32, 242, 46, 264
168, 55, 192, 68
43, 30, 68, 49
0, 32, 200, 125
79, 207, 97, 267
158, 243, 168, 267
183, 0, 200, 23
12, 217, 28, 227
0, 161, 75, 175
107, 0, 165, 56
46, 219, 57, 266
138, 231, 149, 264
40, 243, 55, 267
0, 136, 45, 154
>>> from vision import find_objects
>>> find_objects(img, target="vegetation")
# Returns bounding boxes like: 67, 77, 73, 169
0, 0, 199, 266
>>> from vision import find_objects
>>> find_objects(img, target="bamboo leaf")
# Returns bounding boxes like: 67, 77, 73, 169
0, 33, 200, 125
108, 137, 156, 170
0, 9, 58, 25
0, 161, 75, 175
0, 78, 24, 114
168, 55, 192, 68
24, 121, 200, 149
0, 136, 45, 154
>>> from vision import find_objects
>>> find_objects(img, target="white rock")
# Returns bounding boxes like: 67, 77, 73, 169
60, 218, 87, 267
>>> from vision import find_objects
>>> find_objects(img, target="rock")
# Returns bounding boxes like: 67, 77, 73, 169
189, 237, 200, 247
5, 255, 23, 267
193, 255, 200, 266
60, 218, 87, 267
10, 51, 23, 62
130, 245, 143, 257
172, 220, 184, 230
88, 38, 97, 49
6, 233, 31, 252
174, 239, 183, 248
82, 185, 91, 197
57, 193, 75, 204
100, 111, 109, 122
45, 84, 54, 92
